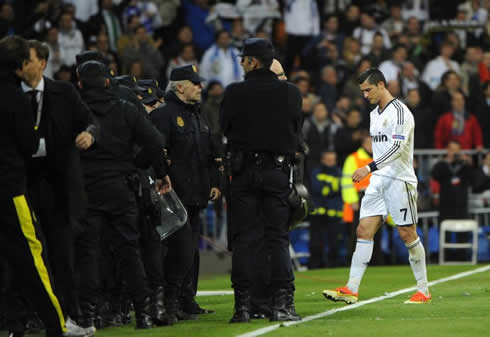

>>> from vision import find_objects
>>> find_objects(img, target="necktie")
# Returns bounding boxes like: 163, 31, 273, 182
28, 90, 39, 120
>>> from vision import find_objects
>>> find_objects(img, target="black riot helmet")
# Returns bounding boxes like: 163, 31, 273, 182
287, 183, 313, 231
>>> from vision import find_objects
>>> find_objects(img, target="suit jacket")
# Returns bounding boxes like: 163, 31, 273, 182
28, 77, 96, 219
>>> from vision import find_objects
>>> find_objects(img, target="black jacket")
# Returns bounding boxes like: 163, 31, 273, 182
26, 77, 96, 218
151, 91, 219, 207
80, 88, 166, 188
432, 159, 473, 220
220, 68, 303, 155
0, 70, 39, 196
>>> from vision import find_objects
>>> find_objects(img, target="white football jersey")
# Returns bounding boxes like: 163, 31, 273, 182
369, 98, 417, 183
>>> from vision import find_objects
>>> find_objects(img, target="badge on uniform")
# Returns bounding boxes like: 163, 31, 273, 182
177, 116, 184, 127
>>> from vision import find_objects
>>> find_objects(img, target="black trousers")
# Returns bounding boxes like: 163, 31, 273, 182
77, 179, 149, 310
309, 215, 343, 268
162, 220, 194, 297
181, 206, 202, 301
0, 193, 65, 337
140, 214, 164, 291
230, 164, 294, 292
28, 178, 78, 317
250, 212, 271, 301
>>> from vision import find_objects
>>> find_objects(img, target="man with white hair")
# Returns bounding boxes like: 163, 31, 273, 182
151, 65, 222, 319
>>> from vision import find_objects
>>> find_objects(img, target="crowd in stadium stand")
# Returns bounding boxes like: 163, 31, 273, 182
2, 0, 489, 152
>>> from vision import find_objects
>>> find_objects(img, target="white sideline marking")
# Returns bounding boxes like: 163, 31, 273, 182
197, 290, 234, 296
236, 265, 490, 337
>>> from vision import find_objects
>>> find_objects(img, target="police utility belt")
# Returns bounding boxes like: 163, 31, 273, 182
230, 150, 292, 174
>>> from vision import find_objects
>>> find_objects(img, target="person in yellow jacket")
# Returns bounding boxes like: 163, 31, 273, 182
341, 133, 393, 264
341, 133, 379, 264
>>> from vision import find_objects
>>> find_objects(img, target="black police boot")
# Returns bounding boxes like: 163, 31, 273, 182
285, 291, 301, 321
270, 289, 301, 322
104, 300, 122, 327
181, 278, 214, 315
163, 294, 180, 325
78, 302, 96, 329
181, 296, 215, 315
151, 286, 174, 326
120, 298, 132, 325
134, 297, 153, 329
229, 290, 251, 323
250, 296, 272, 319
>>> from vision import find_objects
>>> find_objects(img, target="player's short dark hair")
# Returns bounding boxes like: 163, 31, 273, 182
0, 35, 30, 72
28, 40, 50, 62
358, 68, 386, 86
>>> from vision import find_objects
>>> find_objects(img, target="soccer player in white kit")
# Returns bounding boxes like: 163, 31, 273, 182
323, 68, 431, 304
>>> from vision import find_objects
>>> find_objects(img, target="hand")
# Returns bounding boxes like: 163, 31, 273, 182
352, 166, 369, 183
351, 202, 360, 211
209, 187, 221, 201
156, 175, 172, 194
75, 131, 94, 150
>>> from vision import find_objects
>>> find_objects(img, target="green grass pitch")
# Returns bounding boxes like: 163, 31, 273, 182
26, 264, 490, 337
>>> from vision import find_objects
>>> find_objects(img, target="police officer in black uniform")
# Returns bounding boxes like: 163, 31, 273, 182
75, 51, 147, 116
150, 65, 222, 319
75, 61, 170, 330
220, 38, 303, 323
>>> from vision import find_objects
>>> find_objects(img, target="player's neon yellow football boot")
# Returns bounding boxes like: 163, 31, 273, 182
404, 291, 432, 304
322, 286, 359, 304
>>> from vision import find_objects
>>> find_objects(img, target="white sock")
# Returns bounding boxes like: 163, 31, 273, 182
406, 237, 429, 296
346, 239, 373, 293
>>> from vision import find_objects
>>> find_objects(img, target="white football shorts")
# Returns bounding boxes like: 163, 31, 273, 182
360, 174, 418, 226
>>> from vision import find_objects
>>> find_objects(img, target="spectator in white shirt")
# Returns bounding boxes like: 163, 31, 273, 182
57, 11, 85, 67
283, 0, 320, 73
378, 44, 408, 83
167, 43, 198, 80
199, 30, 243, 87
353, 11, 391, 55
422, 41, 461, 91
63, 0, 99, 22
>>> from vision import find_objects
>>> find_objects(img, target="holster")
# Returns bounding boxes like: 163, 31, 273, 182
127, 171, 160, 228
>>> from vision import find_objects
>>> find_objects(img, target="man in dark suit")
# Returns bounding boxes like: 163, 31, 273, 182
21, 39, 96, 321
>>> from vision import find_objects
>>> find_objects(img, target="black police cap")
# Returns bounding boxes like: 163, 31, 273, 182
240, 38, 274, 59
140, 86, 159, 105
78, 61, 108, 88
114, 74, 138, 88
137, 79, 165, 99
170, 65, 205, 83
76, 50, 109, 66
